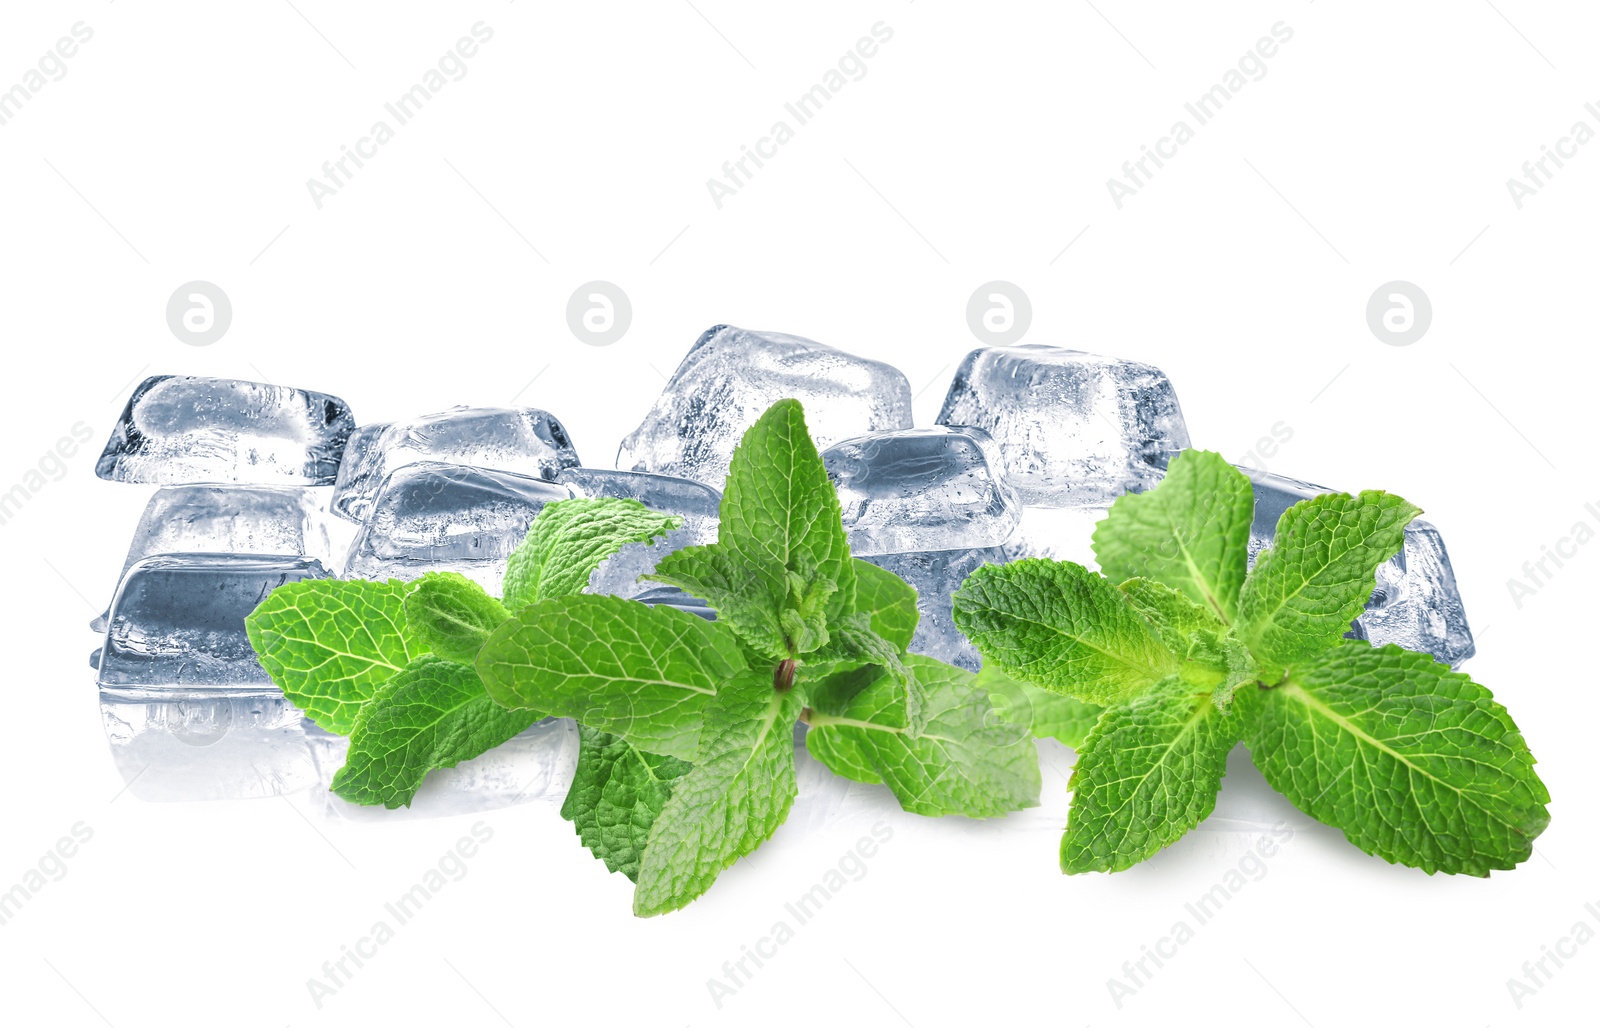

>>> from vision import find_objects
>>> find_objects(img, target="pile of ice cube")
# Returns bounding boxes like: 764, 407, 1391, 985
91, 327, 1474, 805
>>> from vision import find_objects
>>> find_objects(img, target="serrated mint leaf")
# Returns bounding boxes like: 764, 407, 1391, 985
650, 543, 796, 658
633, 670, 804, 916
806, 654, 1040, 818
1236, 491, 1421, 667
978, 664, 1102, 749
503, 497, 682, 610
403, 572, 510, 664
717, 398, 856, 655
951, 558, 1179, 706
562, 725, 693, 882
1243, 641, 1550, 876
1092, 450, 1254, 623
330, 656, 542, 809
476, 594, 747, 761
806, 613, 925, 733
245, 579, 423, 735
1118, 577, 1225, 652
1061, 676, 1240, 873
849, 557, 919, 651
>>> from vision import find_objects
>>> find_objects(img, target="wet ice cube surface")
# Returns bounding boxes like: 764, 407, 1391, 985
1243, 467, 1474, 666
936, 346, 1189, 505
97, 376, 355, 485
616, 325, 914, 487
116, 485, 332, 577
824, 427, 1020, 557
331, 406, 579, 521
557, 467, 723, 600
343, 461, 570, 590
97, 554, 329, 690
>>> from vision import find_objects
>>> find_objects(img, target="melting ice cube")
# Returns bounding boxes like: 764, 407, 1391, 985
936, 346, 1189, 505
330, 406, 578, 522
823, 427, 1019, 557
97, 376, 355, 485
616, 325, 914, 487
343, 462, 570, 591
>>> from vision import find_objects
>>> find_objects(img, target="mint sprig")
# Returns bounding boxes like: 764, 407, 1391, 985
953, 448, 1550, 876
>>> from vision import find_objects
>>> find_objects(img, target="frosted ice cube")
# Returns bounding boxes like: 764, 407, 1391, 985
823, 427, 1019, 557
557, 467, 723, 600
96, 554, 330, 691
97, 376, 355, 485
90, 484, 334, 633
1242, 467, 1475, 666
865, 548, 1007, 671
343, 462, 570, 591
936, 346, 1189, 505
331, 407, 579, 522
616, 325, 914, 487
326, 421, 388, 518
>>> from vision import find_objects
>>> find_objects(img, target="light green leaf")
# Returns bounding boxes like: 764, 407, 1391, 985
1243, 641, 1550, 876
978, 664, 1102, 749
849, 557, 919, 651
403, 572, 510, 664
476, 594, 747, 761
650, 543, 796, 660
1092, 450, 1254, 623
1118, 577, 1225, 652
561, 726, 694, 882
1236, 491, 1420, 667
806, 655, 1041, 818
1061, 676, 1240, 873
330, 656, 542, 809
245, 579, 423, 735
503, 497, 682, 610
951, 558, 1179, 706
633, 671, 804, 916
805, 613, 924, 734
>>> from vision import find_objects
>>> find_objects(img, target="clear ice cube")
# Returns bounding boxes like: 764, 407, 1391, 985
557, 467, 722, 600
343, 461, 570, 591
824, 427, 1020, 557
935, 346, 1189, 505
616, 325, 914, 487
96, 554, 330, 691
865, 548, 1008, 671
97, 376, 355, 485
331, 406, 579, 522
1242, 467, 1475, 666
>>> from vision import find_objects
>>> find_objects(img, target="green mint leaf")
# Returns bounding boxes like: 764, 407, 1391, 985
806, 613, 925, 733
403, 572, 510, 664
561, 725, 693, 882
1243, 641, 1550, 875
633, 670, 804, 916
1118, 577, 1225, 652
849, 557, 919, 651
1236, 491, 1421, 668
245, 579, 423, 735
978, 664, 1102, 749
330, 656, 542, 809
712, 398, 856, 657
951, 558, 1179, 706
651, 543, 799, 659
1092, 449, 1254, 623
503, 497, 682, 609
806, 654, 1041, 818
1061, 676, 1239, 873
476, 595, 747, 762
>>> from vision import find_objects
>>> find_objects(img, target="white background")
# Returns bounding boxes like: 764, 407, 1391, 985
1, 1, 1596, 1025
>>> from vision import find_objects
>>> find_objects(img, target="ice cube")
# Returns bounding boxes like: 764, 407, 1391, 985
1242, 467, 1475, 666
823, 427, 1019, 557
557, 467, 723, 601
865, 548, 1008, 671
936, 346, 1189, 505
326, 421, 388, 517
97, 376, 355, 485
616, 325, 914, 487
96, 554, 330, 691
90, 484, 334, 633
331, 406, 579, 522
343, 462, 570, 591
